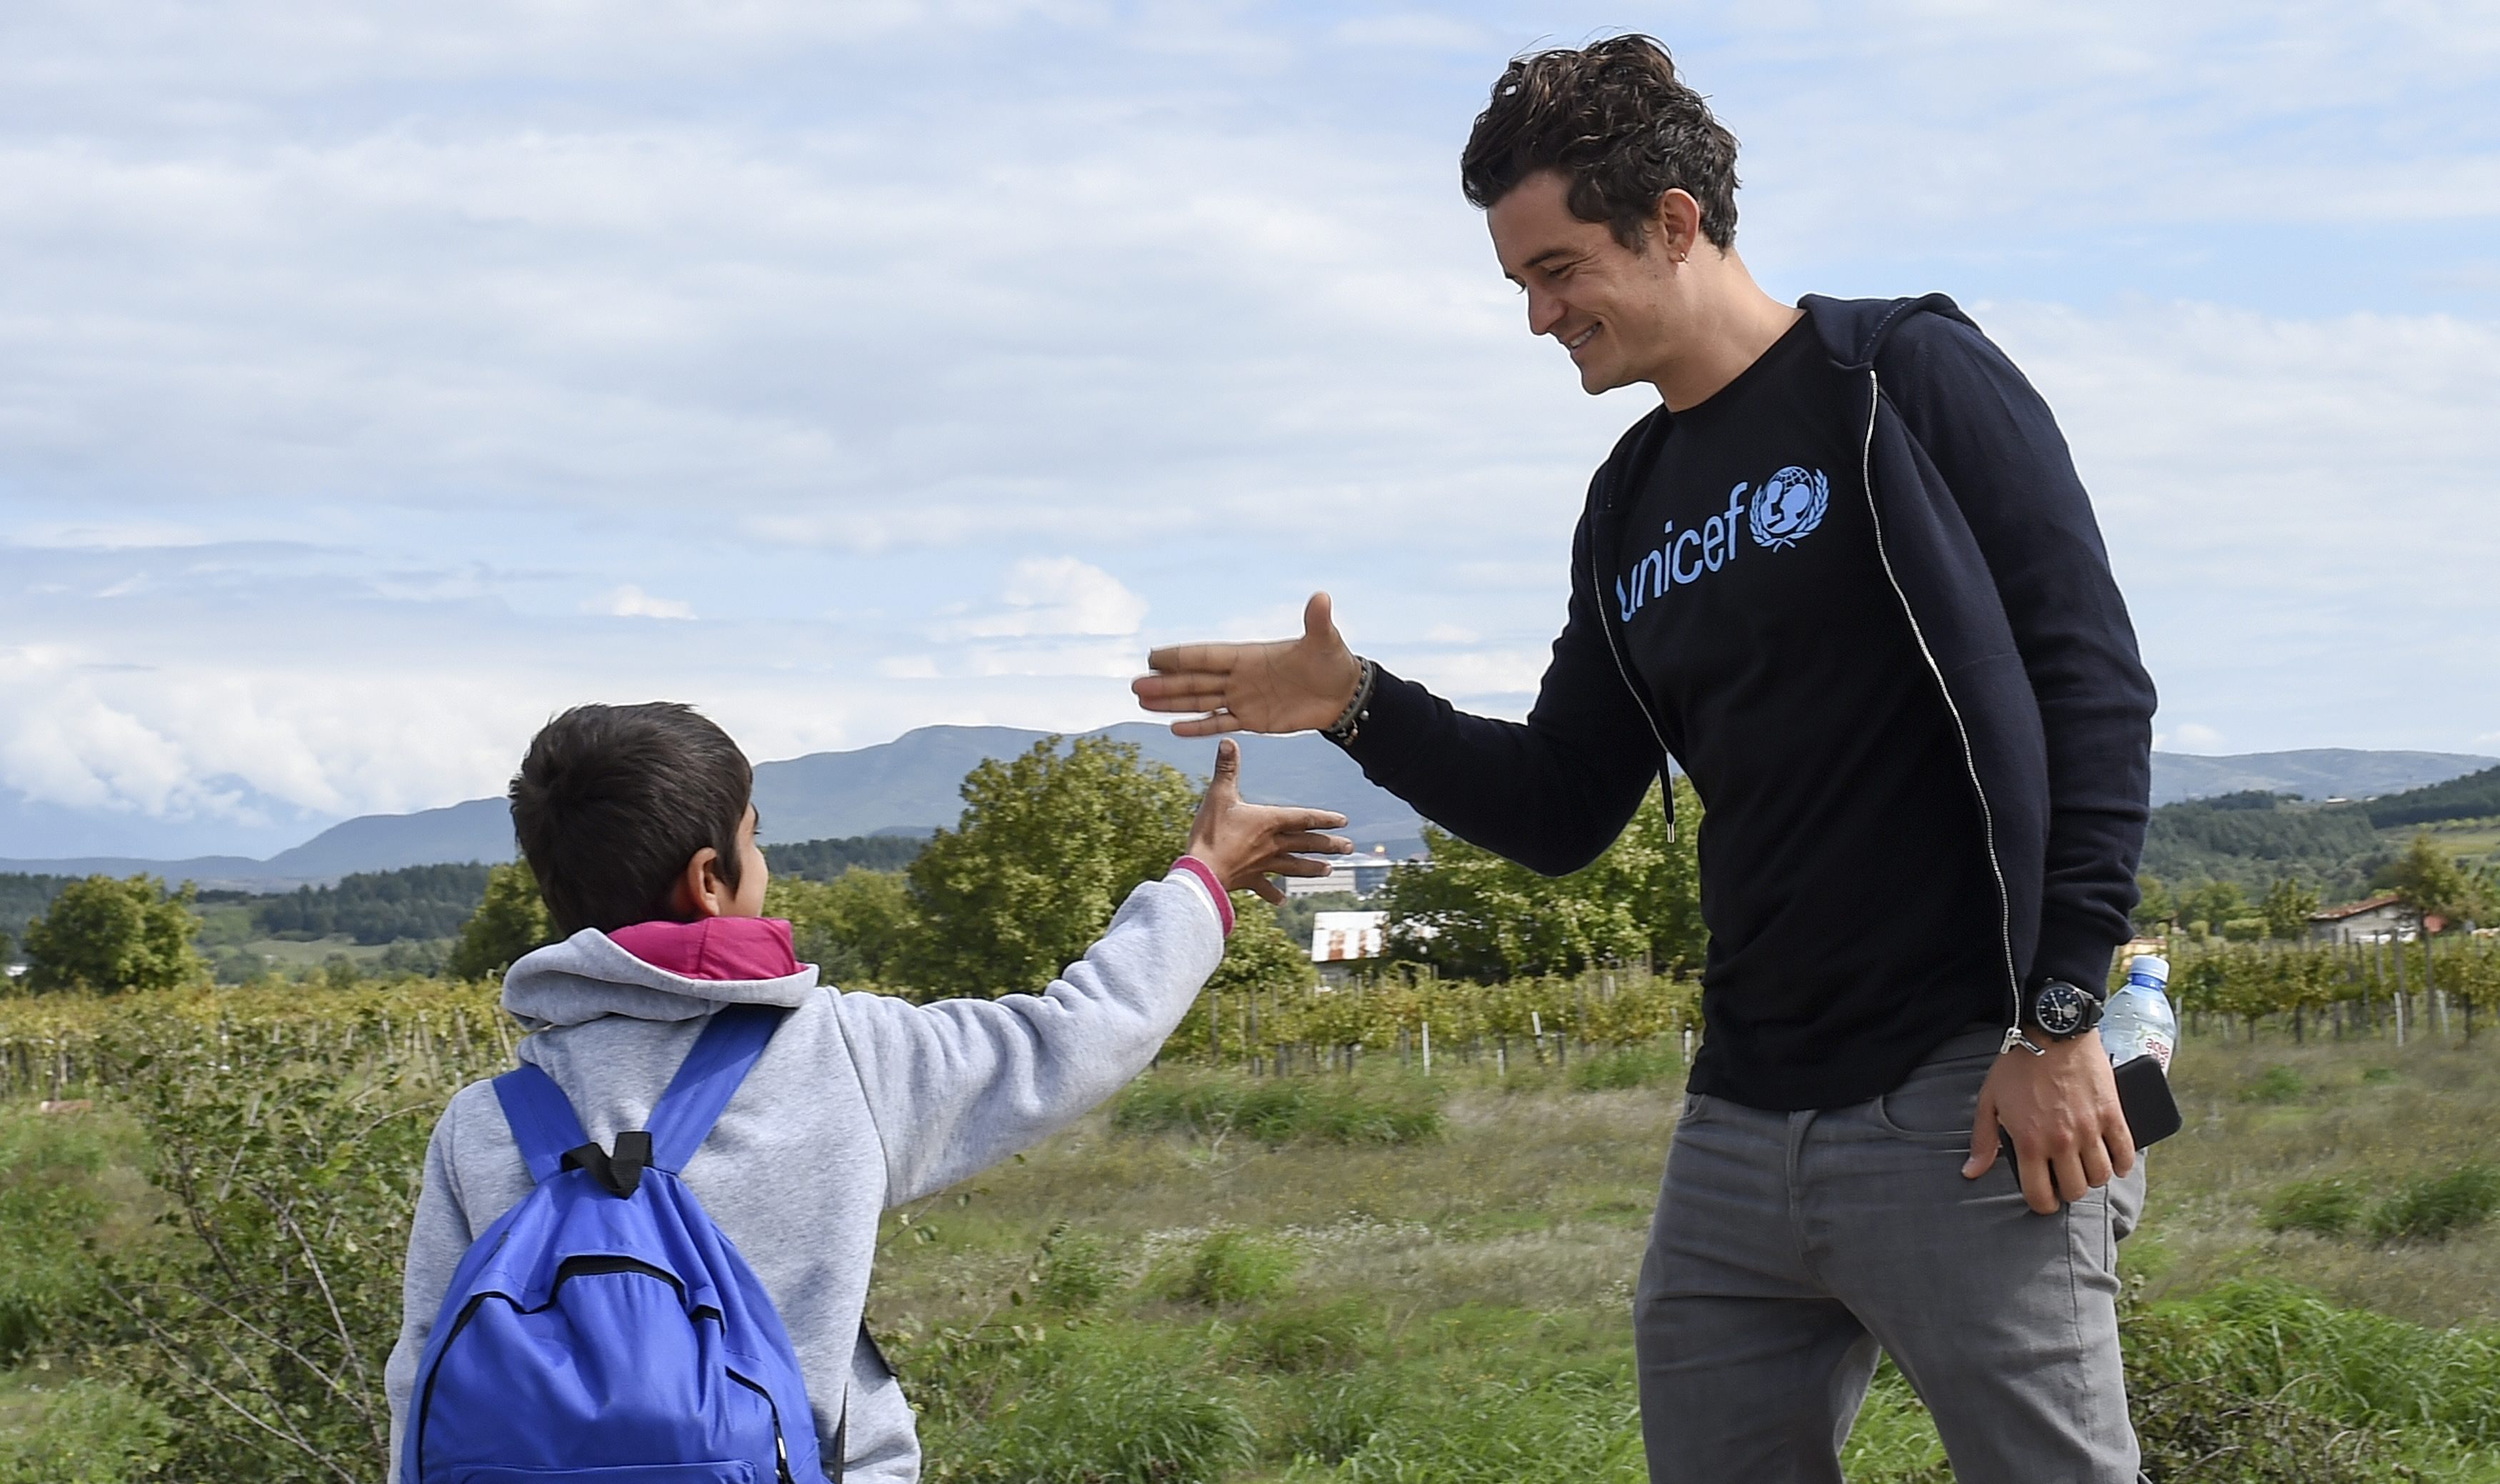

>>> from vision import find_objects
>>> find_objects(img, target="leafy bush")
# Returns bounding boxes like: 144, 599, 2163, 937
2241, 1065, 2306, 1104
1236, 1299, 1373, 1372
0, 1375, 171, 1484
1273, 1368, 1405, 1465
2261, 1179, 2363, 1238
2367, 1166, 2500, 1243
1113, 1076, 1442, 1145
1569, 1041, 1682, 1093
0, 1112, 124, 1365
911, 1325, 1254, 1484
1032, 1223, 1118, 1310
1166, 1229, 1299, 1308
1321, 1368, 1646, 1483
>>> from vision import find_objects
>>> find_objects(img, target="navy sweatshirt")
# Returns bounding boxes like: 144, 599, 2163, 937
1342, 295, 2156, 1107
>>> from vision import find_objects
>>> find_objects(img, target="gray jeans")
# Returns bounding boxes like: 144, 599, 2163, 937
1634, 1026, 2146, 1484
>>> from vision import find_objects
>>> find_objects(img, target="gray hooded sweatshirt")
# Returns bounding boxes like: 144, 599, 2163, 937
383, 868, 1226, 1482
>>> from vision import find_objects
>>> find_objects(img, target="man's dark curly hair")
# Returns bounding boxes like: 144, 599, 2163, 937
509, 701, 753, 936
1460, 34, 1740, 252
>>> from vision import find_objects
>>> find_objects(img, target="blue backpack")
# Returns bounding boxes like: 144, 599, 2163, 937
402, 1005, 836, 1484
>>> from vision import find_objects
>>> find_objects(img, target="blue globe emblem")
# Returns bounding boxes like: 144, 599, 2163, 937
1748, 466, 1830, 550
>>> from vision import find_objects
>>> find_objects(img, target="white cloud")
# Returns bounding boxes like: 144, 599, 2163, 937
2164, 724, 2229, 753
591, 585, 696, 621
946, 558, 1147, 639
1, 3, 2496, 856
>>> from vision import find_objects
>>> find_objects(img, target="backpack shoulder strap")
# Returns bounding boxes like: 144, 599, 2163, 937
647, 1003, 786, 1173
493, 1062, 592, 1185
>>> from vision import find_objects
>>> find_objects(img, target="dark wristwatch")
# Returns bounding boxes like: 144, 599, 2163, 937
2025, 978, 2105, 1042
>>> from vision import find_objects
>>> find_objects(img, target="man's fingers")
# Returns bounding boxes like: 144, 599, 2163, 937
1134, 684, 1232, 713
1131, 670, 1229, 701
2081, 1139, 2114, 1191
2101, 1093, 2139, 1178
1962, 1090, 2000, 1178
1169, 713, 1246, 738
1301, 591, 1334, 645
2018, 1152, 2059, 1215
2054, 1153, 2090, 1205
1144, 643, 1244, 675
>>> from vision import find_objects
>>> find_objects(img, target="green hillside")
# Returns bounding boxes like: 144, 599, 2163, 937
2367, 764, 2500, 829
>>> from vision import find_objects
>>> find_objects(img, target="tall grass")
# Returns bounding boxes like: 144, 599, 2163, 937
1113, 1075, 1443, 1145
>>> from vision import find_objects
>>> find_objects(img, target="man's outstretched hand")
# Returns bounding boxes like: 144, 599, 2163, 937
1134, 592, 1364, 737
1185, 738, 1352, 903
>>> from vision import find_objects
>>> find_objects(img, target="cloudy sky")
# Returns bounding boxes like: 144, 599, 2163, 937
3, 1, 2496, 858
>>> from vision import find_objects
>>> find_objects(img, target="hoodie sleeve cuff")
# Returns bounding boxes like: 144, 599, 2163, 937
1170, 858, 1234, 936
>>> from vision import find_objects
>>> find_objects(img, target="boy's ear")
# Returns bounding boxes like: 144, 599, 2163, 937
674, 846, 728, 919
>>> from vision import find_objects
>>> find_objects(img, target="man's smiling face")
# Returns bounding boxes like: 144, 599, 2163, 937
1488, 169, 1682, 396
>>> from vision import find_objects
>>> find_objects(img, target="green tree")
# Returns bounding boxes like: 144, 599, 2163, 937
21, 875, 206, 994
768, 868, 919, 985
1382, 778, 1703, 981
1207, 892, 1317, 998
2179, 880, 2246, 938
2131, 874, 2175, 935
2261, 876, 2320, 942
901, 736, 1199, 998
2385, 833, 2493, 932
446, 860, 556, 981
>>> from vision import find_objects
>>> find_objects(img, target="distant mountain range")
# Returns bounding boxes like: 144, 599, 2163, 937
2148, 749, 2494, 807
4, 740, 2491, 891
0, 724, 1428, 889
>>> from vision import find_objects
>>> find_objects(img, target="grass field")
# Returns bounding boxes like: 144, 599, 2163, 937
22, 1024, 2500, 1479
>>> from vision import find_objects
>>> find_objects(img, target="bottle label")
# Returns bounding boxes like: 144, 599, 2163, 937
2141, 1033, 2173, 1074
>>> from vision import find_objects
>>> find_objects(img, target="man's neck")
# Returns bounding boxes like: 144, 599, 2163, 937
1649, 253, 1803, 413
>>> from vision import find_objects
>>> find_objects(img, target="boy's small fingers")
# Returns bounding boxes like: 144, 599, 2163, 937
1264, 855, 1336, 878
1249, 875, 1286, 904
1272, 832, 1349, 854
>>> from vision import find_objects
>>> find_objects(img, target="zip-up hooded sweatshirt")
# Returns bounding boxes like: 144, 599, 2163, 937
1344, 294, 2154, 1068
384, 868, 1228, 1482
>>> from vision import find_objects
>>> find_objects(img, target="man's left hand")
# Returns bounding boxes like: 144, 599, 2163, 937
1963, 1033, 2136, 1215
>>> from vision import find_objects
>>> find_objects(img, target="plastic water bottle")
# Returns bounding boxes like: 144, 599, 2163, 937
2101, 953, 2178, 1073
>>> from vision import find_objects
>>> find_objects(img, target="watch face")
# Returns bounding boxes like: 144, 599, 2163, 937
2034, 982, 2091, 1037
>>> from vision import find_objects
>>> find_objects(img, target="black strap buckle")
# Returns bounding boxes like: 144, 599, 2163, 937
560, 1129, 654, 1198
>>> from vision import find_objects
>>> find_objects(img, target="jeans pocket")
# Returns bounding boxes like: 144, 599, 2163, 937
1871, 1056, 1989, 1148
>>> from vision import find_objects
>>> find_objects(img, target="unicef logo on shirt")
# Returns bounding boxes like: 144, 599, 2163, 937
1747, 466, 1830, 551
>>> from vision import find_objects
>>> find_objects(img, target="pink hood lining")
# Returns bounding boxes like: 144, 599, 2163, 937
606, 916, 801, 983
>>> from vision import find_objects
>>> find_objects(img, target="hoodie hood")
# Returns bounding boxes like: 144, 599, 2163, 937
1797, 291, 1976, 370
501, 917, 821, 1029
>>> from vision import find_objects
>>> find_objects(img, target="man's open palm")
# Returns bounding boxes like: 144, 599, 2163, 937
1134, 592, 1364, 737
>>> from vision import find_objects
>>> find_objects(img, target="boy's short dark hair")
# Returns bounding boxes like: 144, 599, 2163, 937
1459, 34, 1741, 252
509, 702, 754, 936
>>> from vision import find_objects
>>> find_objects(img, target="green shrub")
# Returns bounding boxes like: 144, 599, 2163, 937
2261, 1178, 2364, 1238
2368, 1165, 2500, 1243
1114, 1076, 1442, 1145
2121, 1279, 2500, 1449
1236, 1299, 1374, 1372
1272, 1368, 1405, 1465
0, 1374, 171, 1484
2241, 1065, 2306, 1104
1032, 1224, 1118, 1310
0, 1113, 119, 1365
1319, 1368, 1645, 1482
915, 1325, 1253, 1484
1168, 1229, 1299, 1308
1569, 1042, 1682, 1093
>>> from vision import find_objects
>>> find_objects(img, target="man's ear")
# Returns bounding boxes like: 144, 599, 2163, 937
1651, 188, 1702, 261
674, 846, 728, 919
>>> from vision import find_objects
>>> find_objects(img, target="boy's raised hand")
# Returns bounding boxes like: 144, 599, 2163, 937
1185, 738, 1353, 903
